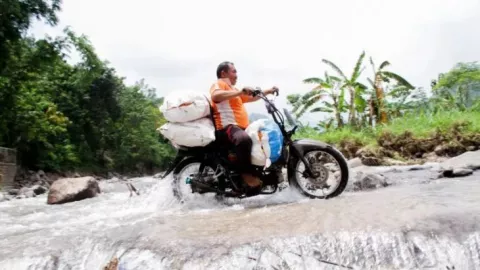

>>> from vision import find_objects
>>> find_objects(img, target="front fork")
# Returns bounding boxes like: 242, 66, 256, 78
288, 143, 318, 178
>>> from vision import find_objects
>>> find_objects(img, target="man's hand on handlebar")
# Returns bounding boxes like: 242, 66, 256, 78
266, 86, 279, 96
242, 86, 279, 97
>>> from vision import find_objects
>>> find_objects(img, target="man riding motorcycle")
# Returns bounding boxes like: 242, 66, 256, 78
209, 61, 278, 195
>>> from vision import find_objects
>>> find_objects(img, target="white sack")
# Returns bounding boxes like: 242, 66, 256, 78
158, 117, 216, 147
159, 91, 211, 123
245, 119, 284, 168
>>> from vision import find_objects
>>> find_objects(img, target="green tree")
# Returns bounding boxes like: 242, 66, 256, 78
367, 57, 414, 124
432, 62, 480, 110
0, 0, 61, 71
321, 51, 367, 127
299, 73, 346, 128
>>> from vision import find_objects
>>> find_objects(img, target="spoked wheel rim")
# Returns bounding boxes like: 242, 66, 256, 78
174, 162, 216, 202
295, 150, 344, 198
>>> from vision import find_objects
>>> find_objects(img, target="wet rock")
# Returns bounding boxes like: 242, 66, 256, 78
35, 170, 52, 186
7, 189, 19, 196
353, 172, 390, 191
107, 172, 121, 179
73, 172, 81, 178
452, 168, 474, 176
19, 187, 36, 198
383, 158, 407, 166
440, 150, 480, 171
355, 146, 387, 166
361, 156, 382, 166
423, 152, 449, 163
47, 176, 101, 205
466, 146, 476, 151
32, 184, 48, 195
442, 167, 474, 178
338, 139, 364, 159
348, 157, 363, 168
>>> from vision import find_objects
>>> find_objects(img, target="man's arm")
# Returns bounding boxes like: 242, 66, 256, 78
241, 87, 276, 103
211, 88, 243, 103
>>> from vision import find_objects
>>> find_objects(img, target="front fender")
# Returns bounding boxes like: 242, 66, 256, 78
287, 139, 336, 178
289, 139, 331, 158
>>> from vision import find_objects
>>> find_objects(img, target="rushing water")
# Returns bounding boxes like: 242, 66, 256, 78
1, 165, 480, 270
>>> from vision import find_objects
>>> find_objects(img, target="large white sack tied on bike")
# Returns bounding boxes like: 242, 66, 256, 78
158, 117, 215, 147
159, 90, 211, 123
245, 118, 284, 168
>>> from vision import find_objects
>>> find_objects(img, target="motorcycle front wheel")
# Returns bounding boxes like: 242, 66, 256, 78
288, 146, 349, 199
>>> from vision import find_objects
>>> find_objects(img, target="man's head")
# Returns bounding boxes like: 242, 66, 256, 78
216, 61, 237, 85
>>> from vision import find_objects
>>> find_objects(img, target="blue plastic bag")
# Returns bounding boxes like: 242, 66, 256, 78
246, 118, 283, 167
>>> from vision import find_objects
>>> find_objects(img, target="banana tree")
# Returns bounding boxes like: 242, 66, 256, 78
321, 51, 366, 127
302, 72, 347, 128
367, 57, 414, 124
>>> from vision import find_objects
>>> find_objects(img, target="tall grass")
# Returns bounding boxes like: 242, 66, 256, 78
297, 110, 480, 146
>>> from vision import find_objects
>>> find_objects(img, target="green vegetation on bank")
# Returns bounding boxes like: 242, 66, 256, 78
1, 1, 174, 175
297, 109, 480, 149
293, 60, 480, 161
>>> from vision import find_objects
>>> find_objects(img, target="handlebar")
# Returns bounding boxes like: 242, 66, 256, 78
243, 87, 279, 97
242, 86, 298, 140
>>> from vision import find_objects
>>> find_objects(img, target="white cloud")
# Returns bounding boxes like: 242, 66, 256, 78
30, 0, 480, 124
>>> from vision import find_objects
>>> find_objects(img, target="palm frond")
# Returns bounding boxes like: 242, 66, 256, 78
321, 59, 348, 81
379, 61, 390, 71
354, 94, 368, 112
387, 85, 410, 98
381, 71, 414, 89
350, 50, 366, 82
355, 82, 368, 90
312, 84, 328, 91
303, 77, 324, 84
329, 75, 342, 82
369, 57, 377, 76
310, 107, 334, 113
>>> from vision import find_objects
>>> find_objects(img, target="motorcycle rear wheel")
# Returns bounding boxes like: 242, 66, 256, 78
172, 157, 218, 203
288, 146, 349, 199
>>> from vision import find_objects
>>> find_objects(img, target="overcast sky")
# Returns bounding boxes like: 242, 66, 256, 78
31, 0, 480, 124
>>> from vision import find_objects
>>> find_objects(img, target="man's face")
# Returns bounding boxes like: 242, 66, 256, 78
224, 64, 237, 85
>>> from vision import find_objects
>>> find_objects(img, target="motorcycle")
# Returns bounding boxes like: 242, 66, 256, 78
160, 88, 349, 202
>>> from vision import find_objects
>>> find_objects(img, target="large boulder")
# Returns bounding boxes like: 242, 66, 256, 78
348, 157, 363, 168
47, 176, 101, 205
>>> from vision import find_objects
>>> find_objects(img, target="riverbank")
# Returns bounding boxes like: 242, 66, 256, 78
298, 110, 480, 166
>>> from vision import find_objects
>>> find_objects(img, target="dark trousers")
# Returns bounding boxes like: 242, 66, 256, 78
217, 125, 253, 174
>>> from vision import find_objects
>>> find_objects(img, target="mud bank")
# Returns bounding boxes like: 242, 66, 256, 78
337, 122, 480, 166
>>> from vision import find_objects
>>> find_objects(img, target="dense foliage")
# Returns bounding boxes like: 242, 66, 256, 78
287, 51, 417, 130
292, 60, 480, 161
288, 51, 480, 132
0, 1, 174, 174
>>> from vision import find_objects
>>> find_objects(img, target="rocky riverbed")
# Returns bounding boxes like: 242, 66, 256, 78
0, 150, 479, 269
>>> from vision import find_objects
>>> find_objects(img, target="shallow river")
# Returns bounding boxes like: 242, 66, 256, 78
1, 165, 479, 269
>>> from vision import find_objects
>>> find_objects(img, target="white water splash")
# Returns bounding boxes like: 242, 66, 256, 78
1, 170, 480, 269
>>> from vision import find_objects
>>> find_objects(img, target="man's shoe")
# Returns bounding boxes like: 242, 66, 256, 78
241, 173, 263, 196
241, 173, 262, 187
